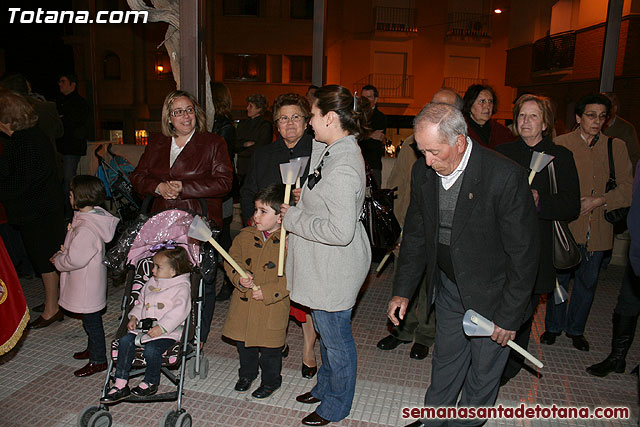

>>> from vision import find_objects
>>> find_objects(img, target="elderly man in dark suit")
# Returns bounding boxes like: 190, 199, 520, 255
387, 103, 539, 426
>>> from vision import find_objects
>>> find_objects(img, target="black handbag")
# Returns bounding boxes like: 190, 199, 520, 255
604, 137, 630, 233
548, 161, 581, 269
360, 167, 401, 249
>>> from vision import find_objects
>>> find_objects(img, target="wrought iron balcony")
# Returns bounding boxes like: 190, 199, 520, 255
532, 31, 576, 72
374, 7, 417, 33
442, 77, 488, 95
446, 12, 491, 40
354, 74, 414, 98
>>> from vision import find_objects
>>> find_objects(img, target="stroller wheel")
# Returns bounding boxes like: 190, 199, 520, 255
198, 357, 209, 380
187, 359, 196, 380
77, 405, 100, 427
87, 409, 112, 427
160, 409, 179, 427
176, 412, 192, 427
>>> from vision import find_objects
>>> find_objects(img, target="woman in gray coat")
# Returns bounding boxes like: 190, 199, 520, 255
281, 85, 371, 426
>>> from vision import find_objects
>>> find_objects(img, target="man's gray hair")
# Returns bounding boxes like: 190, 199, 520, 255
413, 102, 467, 146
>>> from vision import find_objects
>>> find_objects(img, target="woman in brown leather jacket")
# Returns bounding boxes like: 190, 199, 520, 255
130, 90, 233, 343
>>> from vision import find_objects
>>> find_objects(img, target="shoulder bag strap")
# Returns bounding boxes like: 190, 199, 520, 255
607, 137, 616, 182
548, 160, 558, 195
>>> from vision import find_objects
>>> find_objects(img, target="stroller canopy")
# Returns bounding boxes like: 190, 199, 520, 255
127, 210, 200, 267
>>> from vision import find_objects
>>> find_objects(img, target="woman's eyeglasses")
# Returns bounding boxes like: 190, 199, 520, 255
277, 114, 304, 124
170, 107, 196, 117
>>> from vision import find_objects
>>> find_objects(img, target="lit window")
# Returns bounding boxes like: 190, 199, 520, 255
223, 54, 266, 82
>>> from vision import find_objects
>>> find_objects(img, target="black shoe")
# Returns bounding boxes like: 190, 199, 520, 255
540, 330, 560, 345
409, 343, 429, 360
100, 385, 131, 404
377, 335, 411, 350
234, 377, 254, 392
216, 281, 234, 301
406, 422, 426, 427
27, 310, 64, 329
296, 391, 321, 404
251, 384, 280, 399
301, 411, 330, 426
566, 333, 589, 351
74, 362, 108, 377
302, 363, 318, 379
131, 382, 158, 397
282, 343, 289, 358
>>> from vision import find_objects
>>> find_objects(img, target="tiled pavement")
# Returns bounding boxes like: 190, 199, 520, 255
1, 261, 638, 426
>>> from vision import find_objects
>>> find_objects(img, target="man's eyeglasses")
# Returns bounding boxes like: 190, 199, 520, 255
171, 107, 195, 117
583, 112, 608, 121
277, 114, 304, 124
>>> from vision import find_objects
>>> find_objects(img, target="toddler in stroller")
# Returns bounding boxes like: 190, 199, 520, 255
101, 247, 192, 403
78, 208, 213, 427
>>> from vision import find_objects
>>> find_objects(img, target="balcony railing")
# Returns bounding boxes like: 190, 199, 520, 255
354, 74, 414, 98
446, 12, 491, 39
443, 77, 488, 95
532, 31, 576, 72
374, 7, 417, 33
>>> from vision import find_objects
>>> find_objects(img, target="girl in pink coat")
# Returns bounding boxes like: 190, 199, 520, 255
52, 176, 119, 378
101, 247, 192, 403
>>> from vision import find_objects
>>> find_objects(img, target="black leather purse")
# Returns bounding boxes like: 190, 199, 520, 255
360, 166, 401, 249
604, 137, 630, 233
548, 161, 581, 269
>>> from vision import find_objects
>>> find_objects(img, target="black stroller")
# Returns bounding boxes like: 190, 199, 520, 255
77, 209, 213, 427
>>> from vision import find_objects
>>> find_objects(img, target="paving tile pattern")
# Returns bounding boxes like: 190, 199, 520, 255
0, 262, 638, 426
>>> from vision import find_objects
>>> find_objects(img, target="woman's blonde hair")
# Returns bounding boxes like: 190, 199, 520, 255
0, 89, 38, 131
161, 90, 206, 137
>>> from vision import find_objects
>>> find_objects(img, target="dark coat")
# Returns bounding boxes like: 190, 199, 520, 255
212, 114, 236, 160
0, 126, 64, 224
56, 91, 90, 156
629, 161, 640, 276
393, 142, 540, 331
465, 116, 515, 149
495, 137, 581, 297
235, 115, 273, 177
239, 134, 312, 225
129, 132, 233, 227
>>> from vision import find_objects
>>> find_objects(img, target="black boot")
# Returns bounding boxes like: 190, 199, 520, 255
586, 313, 638, 377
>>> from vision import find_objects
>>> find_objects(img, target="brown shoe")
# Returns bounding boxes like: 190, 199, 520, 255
302, 411, 331, 426
74, 362, 108, 377
296, 391, 321, 404
28, 310, 64, 329
73, 349, 90, 360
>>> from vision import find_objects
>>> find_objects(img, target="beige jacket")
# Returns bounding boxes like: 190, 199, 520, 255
387, 135, 419, 227
555, 129, 633, 251
223, 227, 289, 348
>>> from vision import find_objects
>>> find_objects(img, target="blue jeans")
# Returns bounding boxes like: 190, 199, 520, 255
83, 311, 106, 364
546, 245, 604, 336
115, 333, 175, 385
310, 309, 357, 422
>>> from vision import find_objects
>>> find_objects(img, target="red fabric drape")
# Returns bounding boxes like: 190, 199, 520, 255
0, 236, 29, 355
